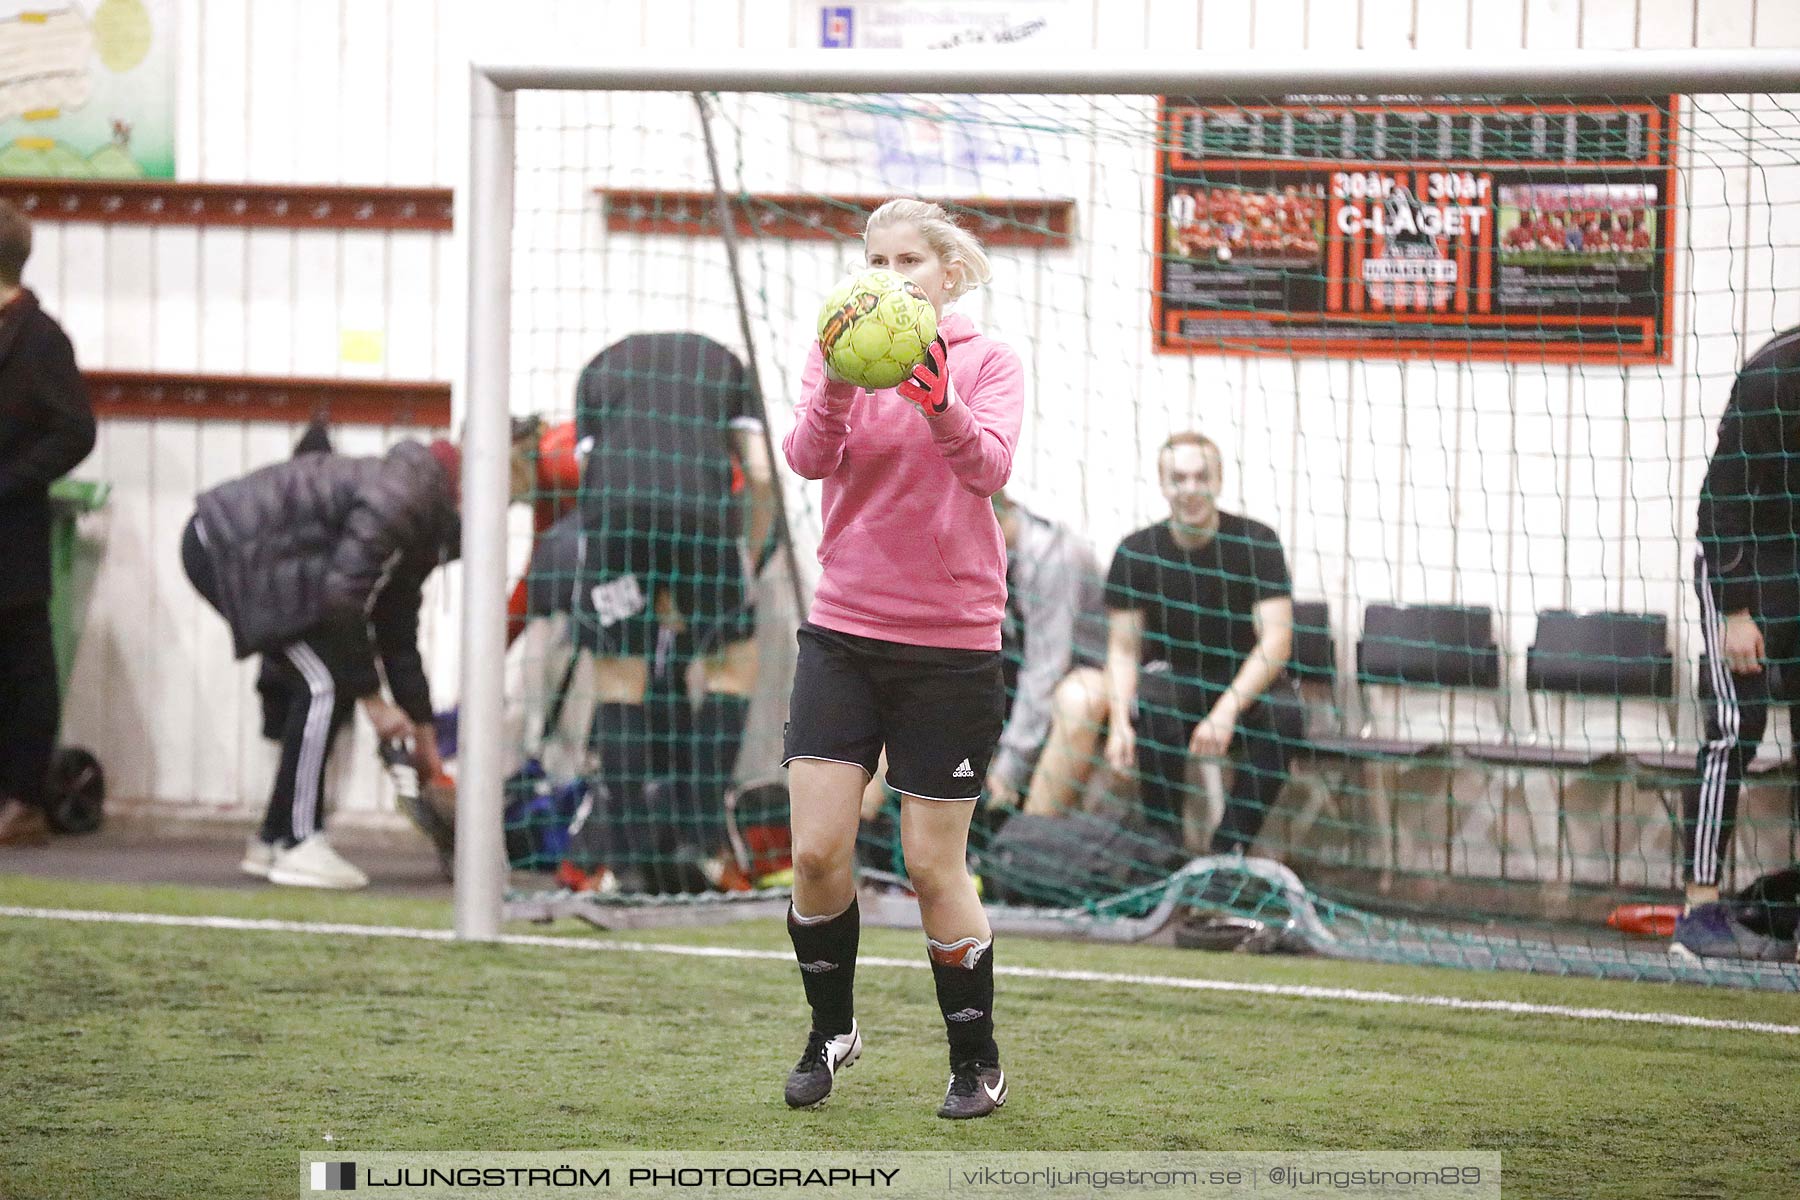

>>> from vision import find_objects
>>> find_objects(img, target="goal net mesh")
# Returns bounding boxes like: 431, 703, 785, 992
493, 83, 1800, 987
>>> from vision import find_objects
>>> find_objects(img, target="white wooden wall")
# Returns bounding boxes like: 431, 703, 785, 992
47, 0, 1800, 832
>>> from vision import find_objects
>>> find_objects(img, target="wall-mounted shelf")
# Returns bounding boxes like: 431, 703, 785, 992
0, 179, 453, 231
87, 370, 451, 427
598, 188, 1074, 248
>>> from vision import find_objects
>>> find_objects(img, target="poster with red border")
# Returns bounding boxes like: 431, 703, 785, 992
1152, 95, 1679, 364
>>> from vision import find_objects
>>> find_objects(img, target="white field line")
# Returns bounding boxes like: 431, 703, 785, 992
2, 904, 1796, 1036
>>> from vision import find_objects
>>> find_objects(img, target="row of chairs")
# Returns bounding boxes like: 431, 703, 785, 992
1273, 601, 1788, 887
1289, 601, 1677, 759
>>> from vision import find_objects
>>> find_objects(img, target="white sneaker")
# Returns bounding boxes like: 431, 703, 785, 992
239, 836, 276, 879
267, 834, 369, 890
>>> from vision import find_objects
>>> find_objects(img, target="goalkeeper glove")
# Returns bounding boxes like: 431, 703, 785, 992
897, 335, 953, 418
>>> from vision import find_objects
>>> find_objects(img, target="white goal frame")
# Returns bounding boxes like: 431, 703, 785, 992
457, 49, 1800, 939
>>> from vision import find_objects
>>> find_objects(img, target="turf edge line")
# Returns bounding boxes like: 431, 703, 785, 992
2, 904, 1794, 1037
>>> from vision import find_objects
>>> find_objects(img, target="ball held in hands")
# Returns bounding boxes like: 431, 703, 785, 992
816, 268, 937, 390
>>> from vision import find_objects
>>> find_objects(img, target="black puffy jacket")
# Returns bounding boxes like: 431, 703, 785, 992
191, 440, 458, 719
0, 289, 94, 607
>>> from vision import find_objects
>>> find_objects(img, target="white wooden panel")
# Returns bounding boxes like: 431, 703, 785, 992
432, 0, 470, 187
338, 233, 389, 379
146, 424, 202, 803
642, 0, 698, 46
151, 227, 201, 370
1303, 0, 1357, 46
293, 0, 345, 184
434, 229, 463, 386
1235, 357, 1297, 554
93, 419, 156, 801
1580, 0, 1637, 48
1636, 0, 1695, 49
387, 0, 440, 184
27, 222, 63, 315
1414, 0, 1466, 48
1523, 0, 1581, 48
1468, 0, 1525, 50
339, 0, 395, 185
1358, 0, 1417, 49
387, 232, 438, 380
171, 0, 201, 176
1345, 361, 1408, 601
57, 224, 107, 354
1510, 367, 1570, 618
1144, 0, 1200, 49
1250, 0, 1305, 50
244, 0, 301, 181
245, 231, 296, 374
1200, 0, 1252, 50
1696, 0, 1756, 47
292, 230, 341, 377
1759, 0, 1800, 46
103, 228, 156, 370
1092, 0, 1146, 48
1616, 373, 1690, 621
1458, 365, 1522, 631
196, 227, 249, 373
196, 0, 250, 179
1560, 371, 1626, 615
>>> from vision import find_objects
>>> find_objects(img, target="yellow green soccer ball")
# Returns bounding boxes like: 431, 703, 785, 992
816, 268, 937, 390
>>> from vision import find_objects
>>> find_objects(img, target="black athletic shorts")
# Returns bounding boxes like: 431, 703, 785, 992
542, 508, 755, 659
783, 622, 1005, 802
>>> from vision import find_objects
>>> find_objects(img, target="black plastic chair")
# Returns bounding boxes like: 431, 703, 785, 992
1461, 610, 1676, 883
1344, 603, 1507, 882
1465, 609, 1674, 769
1355, 602, 1505, 754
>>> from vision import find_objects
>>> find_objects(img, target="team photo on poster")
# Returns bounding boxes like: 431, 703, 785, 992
1155, 95, 1679, 363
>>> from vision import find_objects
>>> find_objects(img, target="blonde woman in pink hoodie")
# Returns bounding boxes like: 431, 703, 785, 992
779, 199, 1025, 1120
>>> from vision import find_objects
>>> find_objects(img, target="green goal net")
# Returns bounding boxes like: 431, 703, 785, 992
486, 77, 1800, 988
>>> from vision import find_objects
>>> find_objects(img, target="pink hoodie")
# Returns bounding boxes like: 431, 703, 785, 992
784, 312, 1024, 650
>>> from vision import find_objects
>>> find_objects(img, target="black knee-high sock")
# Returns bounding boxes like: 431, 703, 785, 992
586, 701, 651, 871
928, 935, 999, 1066
688, 693, 750, 853
788, 898, 859, 1036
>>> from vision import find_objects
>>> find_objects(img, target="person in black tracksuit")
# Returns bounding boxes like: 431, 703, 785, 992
0, 200, 94, 848
253, 417, 335, 742
560, 332, 774, 892
1687, 324, 1800, 926
180, 438, 460, 888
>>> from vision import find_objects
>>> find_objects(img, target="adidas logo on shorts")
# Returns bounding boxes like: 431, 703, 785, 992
952, 759, 975, 779
798, 959, 838, 974
945, 1008, 985, 1022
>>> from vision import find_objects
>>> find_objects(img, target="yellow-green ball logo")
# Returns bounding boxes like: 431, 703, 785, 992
816, 268, 937, 390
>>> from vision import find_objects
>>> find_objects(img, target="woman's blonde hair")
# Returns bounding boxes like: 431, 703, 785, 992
864, 198, 993, 301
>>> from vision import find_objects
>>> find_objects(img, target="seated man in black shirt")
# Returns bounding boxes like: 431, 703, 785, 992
1101, 431, 1298, 853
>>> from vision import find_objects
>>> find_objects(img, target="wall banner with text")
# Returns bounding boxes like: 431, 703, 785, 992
1153, 96, 1678, 364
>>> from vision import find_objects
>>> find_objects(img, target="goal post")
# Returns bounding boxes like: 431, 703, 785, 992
459, 51, 1800, 983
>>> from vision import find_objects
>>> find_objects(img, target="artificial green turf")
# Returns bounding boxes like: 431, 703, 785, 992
3, 875, 1798, 1199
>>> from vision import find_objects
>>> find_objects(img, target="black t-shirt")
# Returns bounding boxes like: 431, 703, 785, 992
1103, 513, 1291, 686
575, 332, 763, 533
